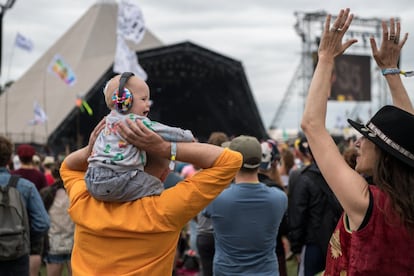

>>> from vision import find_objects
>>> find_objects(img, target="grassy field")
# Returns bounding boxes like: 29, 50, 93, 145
39, 264, 69, 276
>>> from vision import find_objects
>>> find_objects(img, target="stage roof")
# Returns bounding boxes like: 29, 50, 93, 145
49, 41, 267, 152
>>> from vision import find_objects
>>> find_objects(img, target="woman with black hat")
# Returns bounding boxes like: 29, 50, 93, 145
301, 8, 414, 275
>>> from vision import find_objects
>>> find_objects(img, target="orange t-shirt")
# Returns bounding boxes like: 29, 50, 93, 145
61, 149, 241, 276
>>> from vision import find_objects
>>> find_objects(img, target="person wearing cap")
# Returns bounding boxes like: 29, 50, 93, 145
0, 137, 50, 276
12, 144, 47, 192
204, 135, 287, 275
32, 155, 42, 171
258, 139, 289, 276
301, 9, 414, 275
287, 136, 342, 276
42, 156, 56, 186
60, 118, 242, 275
292, 137, 313, 170
11, 144, 49, 276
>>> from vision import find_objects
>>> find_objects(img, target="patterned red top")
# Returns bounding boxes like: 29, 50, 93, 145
324, 185, 414, 275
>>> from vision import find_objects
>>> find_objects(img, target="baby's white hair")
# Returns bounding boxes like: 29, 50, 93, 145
103, 80, 114, 108
103, 80, 110, 96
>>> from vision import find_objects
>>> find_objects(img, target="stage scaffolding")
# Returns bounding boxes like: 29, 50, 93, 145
270, 11, 389, 129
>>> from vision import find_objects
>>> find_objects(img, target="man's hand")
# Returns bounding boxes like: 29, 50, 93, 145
117, 118, 168, 157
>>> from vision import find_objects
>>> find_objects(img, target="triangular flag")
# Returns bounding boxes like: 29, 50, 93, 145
15, 33, 34, 52
28, 101, 47, 125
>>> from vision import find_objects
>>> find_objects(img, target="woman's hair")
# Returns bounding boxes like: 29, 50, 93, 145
374, 149, 414, 230
281, 148, 295, 174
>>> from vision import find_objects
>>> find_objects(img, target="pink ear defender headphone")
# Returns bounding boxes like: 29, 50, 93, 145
112, 72, 135, 114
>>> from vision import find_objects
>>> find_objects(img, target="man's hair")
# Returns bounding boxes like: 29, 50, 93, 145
207, 132, 229, 146
239, 166, 259, 174
0, 136, 13, 167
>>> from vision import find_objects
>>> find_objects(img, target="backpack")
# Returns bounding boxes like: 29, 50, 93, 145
0, 175, 30, 260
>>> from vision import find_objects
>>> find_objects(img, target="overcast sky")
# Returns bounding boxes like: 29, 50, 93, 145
2, 0, 414, 130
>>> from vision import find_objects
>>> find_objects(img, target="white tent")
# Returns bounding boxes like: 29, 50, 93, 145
0, 2, 162, 144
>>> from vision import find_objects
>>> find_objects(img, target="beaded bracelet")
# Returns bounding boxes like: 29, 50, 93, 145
382, 68, 414, 77
169, 142, 177, 170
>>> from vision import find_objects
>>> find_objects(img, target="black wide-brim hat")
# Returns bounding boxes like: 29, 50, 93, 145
347, 105, 414, 168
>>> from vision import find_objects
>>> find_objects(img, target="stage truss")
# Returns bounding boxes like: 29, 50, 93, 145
270, 11, 390, 129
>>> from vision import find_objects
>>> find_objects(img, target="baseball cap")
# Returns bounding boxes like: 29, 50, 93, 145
260, 139, 280, 170
17, 144, 35, 159
43, 156, 55, 166
229, 135, 261, 169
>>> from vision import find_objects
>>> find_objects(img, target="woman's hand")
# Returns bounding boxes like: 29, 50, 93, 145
318, 8, 357, 62
370, 18, 408, 69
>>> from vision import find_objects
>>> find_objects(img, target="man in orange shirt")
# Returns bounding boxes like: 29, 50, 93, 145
60, 119, 242, 275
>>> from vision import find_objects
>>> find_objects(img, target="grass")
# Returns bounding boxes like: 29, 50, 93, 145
39, 263, 69, 276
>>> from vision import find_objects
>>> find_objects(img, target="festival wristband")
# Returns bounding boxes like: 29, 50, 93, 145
382, 68, 414, 77
169, 142, 177, 170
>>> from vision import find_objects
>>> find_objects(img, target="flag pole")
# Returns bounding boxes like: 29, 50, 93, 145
0, 0, 17, 78
5, 32, 17, 83
43, 67, 48, 143
3, 33, 16, 136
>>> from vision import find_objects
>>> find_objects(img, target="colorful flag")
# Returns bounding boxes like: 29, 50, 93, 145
114, 35, 147, 80
15, 33, 34, 52
28, 101, 47, 125
48, 54, 77, 86
117, 0, 146, 44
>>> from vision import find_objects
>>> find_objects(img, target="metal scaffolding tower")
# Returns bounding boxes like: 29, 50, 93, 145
269, 10, 388, 129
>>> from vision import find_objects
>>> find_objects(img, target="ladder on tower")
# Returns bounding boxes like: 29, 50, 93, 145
269, 61, 308, 129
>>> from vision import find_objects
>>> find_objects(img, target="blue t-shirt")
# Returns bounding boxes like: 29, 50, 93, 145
204, 183, 287, 276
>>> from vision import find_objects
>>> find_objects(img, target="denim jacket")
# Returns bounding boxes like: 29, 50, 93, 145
0, 167, 50, 233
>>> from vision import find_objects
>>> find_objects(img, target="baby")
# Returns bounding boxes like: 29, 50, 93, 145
85, 72, 194, 202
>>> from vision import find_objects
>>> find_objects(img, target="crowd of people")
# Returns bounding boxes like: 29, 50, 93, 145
1, 7, 414, 276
